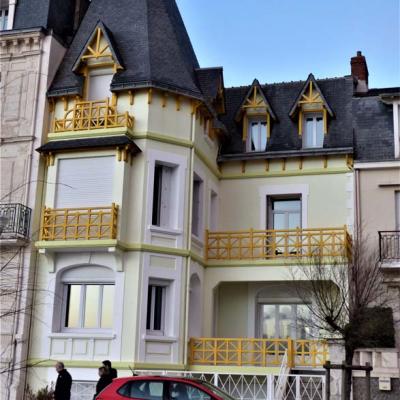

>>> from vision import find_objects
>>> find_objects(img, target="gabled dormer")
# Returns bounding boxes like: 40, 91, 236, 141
289, 74, 334, 148
72, 21, 123, 102
236, 79, 276, 152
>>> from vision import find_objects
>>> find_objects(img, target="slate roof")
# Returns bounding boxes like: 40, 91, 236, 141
353, 89, 398, 162
48, 0, 202, 99
36, 136, 141, 154
220, 76, 354, 156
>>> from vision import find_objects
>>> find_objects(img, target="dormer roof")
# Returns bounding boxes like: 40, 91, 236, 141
289, 73, 334, 117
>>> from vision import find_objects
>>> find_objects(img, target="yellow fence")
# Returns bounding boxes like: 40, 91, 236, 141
40, 204, 118, 241
205, 227, 351, 261
53, 99, 134, 132
188, 338, 328, 368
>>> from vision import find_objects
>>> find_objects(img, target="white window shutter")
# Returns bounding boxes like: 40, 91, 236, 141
55, 156, 115, 208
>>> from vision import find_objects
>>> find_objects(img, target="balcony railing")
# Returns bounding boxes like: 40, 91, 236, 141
40, 204, 118, 241
379, 231, 400, 261
53, 99, 134, 133
0, 203, 31, 239
189, 338, 328, 368
205, 227, 351, 261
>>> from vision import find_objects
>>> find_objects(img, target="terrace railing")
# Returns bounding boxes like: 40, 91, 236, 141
379, 231, 400, 261
53, 98, 134, 132
0, 203, 31, 239
205, 227, 351, 261
40, 204, 118, 241
188, 337, 328, 368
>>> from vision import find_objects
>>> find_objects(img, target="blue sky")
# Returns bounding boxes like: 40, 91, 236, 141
176, 0, 400, 88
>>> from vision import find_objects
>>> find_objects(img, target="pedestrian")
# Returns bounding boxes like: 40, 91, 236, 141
102, 359, 118, 379
54, 361, 72, 400
93, 367, 112, 399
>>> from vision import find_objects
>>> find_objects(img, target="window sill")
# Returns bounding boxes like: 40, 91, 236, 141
50, 332, 116, 339
143, 334, 178, 343
149, 225, 183, 236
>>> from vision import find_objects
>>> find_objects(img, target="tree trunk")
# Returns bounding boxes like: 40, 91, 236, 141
344, 345, 355, 400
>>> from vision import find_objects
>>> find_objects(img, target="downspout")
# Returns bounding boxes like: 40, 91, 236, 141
182, 104, 197, 368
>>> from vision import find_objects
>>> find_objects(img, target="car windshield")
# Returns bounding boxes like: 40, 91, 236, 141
198, 382, 235, 400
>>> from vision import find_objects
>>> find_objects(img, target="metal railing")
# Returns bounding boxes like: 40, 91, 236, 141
379, 231, 400, 261
0, 203, 31, 239
205, 227, 351, 261
40, 204, 118, 241
188, 338, 328, 368
53, 98, 134, 132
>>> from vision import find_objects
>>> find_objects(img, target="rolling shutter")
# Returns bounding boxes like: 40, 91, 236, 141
55, 156, 114, 208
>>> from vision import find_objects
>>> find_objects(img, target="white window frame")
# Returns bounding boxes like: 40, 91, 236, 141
246, 117, 268, 152
62, 283, 115, 333
302, 112, 324, 148
146, 281, 168, 336
0, 8, 8, 31
146, 150, 187, 239
87, 67, 114, 101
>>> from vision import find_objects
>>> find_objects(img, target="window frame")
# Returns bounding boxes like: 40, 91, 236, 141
267, 195, 302, 230
246, 116, 268, 152
192, 173, 204, 238
146, 283, 167, 336
302, 112, 324, 148
62, 283, 115, 333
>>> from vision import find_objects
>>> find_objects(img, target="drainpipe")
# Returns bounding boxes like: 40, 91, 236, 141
7, 0, 17, 30
182, 104, 197, 368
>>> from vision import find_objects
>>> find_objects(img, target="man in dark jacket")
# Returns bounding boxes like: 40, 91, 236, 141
54, 361, 72, 400
102, 360, 117, 379
94, 367, 112, 399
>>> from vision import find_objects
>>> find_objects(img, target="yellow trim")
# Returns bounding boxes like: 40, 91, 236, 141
133, 131, 193, 149
189, 365, 280, 374
221, 167, 351, 180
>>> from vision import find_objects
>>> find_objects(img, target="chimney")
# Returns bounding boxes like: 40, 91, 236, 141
351, 51, 369, 93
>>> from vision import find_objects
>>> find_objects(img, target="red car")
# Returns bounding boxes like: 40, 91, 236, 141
95, 375, 235, 400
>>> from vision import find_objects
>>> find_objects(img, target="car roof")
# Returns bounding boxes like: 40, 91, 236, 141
112, 375, 205, 383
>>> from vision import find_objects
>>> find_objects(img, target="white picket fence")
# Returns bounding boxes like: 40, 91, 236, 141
71, 371, 325, 400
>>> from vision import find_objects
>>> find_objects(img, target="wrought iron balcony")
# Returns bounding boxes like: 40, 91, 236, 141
0, 203, 31, 240
188, 337, 328, 368
53, 99, 134, 133
379, 231, 400, 261
205, 227, 351, 261
40, 204, 118, 241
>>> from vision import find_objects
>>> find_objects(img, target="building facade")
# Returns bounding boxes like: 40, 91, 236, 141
0, 0, 397, 399
0, 1, 88, 399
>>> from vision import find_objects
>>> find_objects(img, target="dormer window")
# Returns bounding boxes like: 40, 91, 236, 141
303, 113, 324, 148
248, 118, 267, 152
236, 79, 277, 153
0, 8, 8, 31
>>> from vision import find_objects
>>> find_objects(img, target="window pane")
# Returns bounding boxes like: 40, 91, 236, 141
192, 178, 202, 236
278, 305, 293, 338
261, 305, 276, 338
250, 120, 267, 151
118, 381, 164, 399
288, 213, 301, 229
273, 213, 286, 230
303, 117, 314, 148
153, 286, 163, 331
66, 285, 81, 328
84, 285, 100, 328
316, 117, 324, 147
273, 200, 301, 212
250, 122, 259, 151
152, 165, 162, 226
101, 285, 114, 329
297, 305, 311, 339
146, 286, 152, 330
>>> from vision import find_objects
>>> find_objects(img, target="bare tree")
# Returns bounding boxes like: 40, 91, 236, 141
290, 233, 394, 400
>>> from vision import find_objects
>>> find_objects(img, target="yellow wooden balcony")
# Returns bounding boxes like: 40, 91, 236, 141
40, 204, 118, 241
53, 99, 134, 132
188, 338, 328, 368
205, 227, 352, 261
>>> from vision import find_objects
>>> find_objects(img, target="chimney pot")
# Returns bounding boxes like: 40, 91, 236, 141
357, 51, 362, 56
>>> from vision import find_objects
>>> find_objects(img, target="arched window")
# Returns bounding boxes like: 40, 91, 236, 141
56, 265, 115, 332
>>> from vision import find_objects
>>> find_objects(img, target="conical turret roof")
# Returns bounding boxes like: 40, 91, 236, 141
48, 0, 202, 98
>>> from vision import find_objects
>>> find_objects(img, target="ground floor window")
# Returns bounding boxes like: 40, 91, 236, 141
64, 284, 114, 330
259, 303, 311, 339
146, 284, 166, 334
